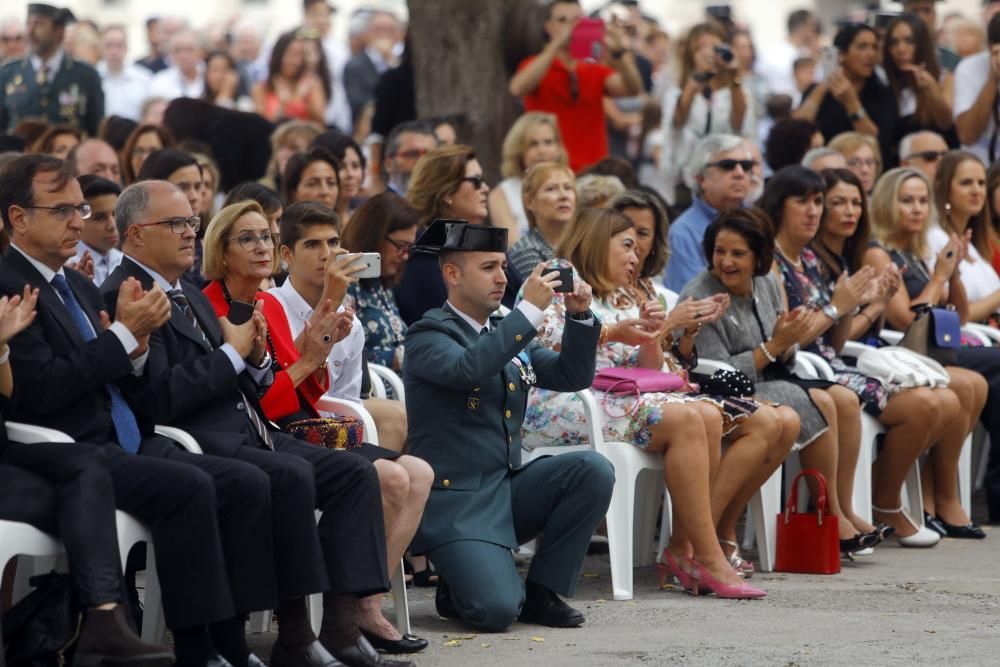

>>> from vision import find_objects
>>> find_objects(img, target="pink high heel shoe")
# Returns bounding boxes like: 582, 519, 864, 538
690, 560, 767, 599
655, 549, 698, 594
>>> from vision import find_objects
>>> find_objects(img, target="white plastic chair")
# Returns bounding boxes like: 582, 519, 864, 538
2, 422, 165, 643
369, 363, 405, 402
523, 389, 664, 601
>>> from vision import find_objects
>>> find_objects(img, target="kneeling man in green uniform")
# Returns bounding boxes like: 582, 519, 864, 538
403, 220, 614, 632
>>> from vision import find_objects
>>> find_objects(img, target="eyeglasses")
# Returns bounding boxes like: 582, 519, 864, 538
133, 216, 201, 234
460, 175, 487, 190
847, 158, 878, 169
904, 150, 945, 163
706, 159, 756, 172
0, 35, 24, 43
26, 203, 92, 220
384, 236, 414, 255
393, 148, 428, 160
228, 231, 275, 251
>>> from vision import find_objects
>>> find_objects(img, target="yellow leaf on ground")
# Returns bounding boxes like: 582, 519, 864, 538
530, 636, 545, 643
443, 640, 461, 647
481, 643, 492, 649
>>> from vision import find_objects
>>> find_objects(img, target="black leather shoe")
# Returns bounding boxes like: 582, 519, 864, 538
840, 531, 880, 556
937, 517, 987, 539
247, 654, 267, 667
270, 639, 345, 667
360, 628, 428, 654
924, 512, 948, 537
330, 636, 414, 667
435, 578, 460, 620
517, 582, 584, 628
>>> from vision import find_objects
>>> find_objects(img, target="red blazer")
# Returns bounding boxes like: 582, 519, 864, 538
204, 281, 328, 422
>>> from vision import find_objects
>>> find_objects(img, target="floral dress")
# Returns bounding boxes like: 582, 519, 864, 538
520, 268, 760, 450
776, 246, 891, 416
345, 279, 406, 370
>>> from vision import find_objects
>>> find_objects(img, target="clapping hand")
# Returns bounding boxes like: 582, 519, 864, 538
831, 265, 875, 314
249, 301, 268, 366
0, 285, 39, 347
66, 250, 95, 281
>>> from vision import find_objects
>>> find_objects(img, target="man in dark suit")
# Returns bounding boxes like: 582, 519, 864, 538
342, 10, 399, 124
0, 4, 104, 136
403, 221, 614, 632
104, 180, 403, 667
0, 154, 279, 667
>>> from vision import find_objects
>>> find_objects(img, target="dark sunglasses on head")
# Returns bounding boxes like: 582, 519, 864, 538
904, 150, 945, 163
706, 159, 756, 172
461, 175, 487, 190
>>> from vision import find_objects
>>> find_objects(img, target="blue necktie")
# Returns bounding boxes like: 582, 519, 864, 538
50, 274, 142, 454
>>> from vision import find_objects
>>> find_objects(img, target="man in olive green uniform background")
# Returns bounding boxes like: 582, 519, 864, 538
0, 4, 104, 136
403, 220, 614, 633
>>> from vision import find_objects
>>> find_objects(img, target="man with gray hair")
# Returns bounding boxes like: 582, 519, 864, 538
899, 130, 949, 183
665, 134, 753, 292
383, 120, 437, 195
801, 146, 848, 171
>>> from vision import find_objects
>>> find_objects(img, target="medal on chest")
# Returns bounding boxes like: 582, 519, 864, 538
511, 352, 536, 386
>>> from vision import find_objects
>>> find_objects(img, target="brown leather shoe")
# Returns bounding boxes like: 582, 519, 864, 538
73, 605, 176, 666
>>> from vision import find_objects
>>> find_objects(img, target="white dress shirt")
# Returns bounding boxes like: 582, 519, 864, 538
12, 243, 145, 373
447, 300, 545, 334
98, 61, 151, 120
72, 242, 124, 287
148, 64, 205, 101
29, 49, 64, 80
953, 51, 995, 163
269, 279, 365, 401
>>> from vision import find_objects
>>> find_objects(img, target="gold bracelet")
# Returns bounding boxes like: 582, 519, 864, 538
598, 324, 610, 346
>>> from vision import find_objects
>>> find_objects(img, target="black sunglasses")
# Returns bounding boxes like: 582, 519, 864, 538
460, 175, 487, 190
904, 150, 945, 163
706, 159, 756, 172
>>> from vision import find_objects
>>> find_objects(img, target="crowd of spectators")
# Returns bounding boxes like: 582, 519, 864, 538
3, 0, 1000, 664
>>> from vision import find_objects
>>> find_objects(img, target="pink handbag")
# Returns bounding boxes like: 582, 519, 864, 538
592, 367, 697, 419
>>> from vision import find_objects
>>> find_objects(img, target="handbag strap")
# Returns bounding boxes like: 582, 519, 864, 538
784, 468, 829, 524
599, 379, 641, 419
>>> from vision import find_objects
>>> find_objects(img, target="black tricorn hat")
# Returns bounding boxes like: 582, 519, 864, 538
27, 4, 75, 25
413, 219, 508, 256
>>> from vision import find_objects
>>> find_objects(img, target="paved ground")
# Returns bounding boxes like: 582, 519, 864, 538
246, 518, 1000, 665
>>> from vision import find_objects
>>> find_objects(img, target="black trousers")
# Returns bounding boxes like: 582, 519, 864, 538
957, 347, 1000, 522
194, 431, 389, 599
136, 437, 277, 615
100, 440, 238, 630
0, 443, 122, 608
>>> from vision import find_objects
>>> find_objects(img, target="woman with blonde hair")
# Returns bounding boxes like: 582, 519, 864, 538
866, 167, 995, 534
507, 162, 576, 280
523, 207, 791, 596
262, 119, 325, 192
828, 131, 882, 196
396, 144, 492, 324
489, 112, 568, 242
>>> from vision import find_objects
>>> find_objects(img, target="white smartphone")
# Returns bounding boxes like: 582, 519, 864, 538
820, 46, 839, 79
348, 252, 381, 279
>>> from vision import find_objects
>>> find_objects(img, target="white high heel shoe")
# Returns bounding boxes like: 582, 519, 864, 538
872, 505, 941, 548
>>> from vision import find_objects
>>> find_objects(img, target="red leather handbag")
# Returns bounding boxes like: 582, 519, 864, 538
774, 469, 841, 574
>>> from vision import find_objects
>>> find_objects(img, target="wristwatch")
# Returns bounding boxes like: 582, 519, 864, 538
568, 309, 595, 321
848, 108, 867, 123
822, 303, 841, 323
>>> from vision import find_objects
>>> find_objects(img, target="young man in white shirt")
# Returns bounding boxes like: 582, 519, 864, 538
73, 174, 124, 286
98, 24, 151, 121
269, 201, 432, 656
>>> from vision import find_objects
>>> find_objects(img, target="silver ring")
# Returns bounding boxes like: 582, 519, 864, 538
322, 334, 332, 343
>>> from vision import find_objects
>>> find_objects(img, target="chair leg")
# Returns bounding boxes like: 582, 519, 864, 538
248, 610, 273, 634
141, 544, 166, 644
308, 592, 323, 637
751, 466, 782, 572
633, 469, 661, 567
853, 425, 875, 526
604, 461, 636, 601
390, 558, 411, 635
655, 489, 671, 563
901, 460, 925, 528
958, 434, 973, 517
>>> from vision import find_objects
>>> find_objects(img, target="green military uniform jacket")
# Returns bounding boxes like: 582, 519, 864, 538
403, 303, 600, 554
0, 53, 104, 136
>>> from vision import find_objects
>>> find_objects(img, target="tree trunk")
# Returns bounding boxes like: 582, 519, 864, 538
407, 0, 543, 185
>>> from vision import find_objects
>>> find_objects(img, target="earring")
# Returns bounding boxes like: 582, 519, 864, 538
945, 202, 952, 213
446, 199, 453, 206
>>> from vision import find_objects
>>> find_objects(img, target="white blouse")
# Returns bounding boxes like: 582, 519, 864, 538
926, 224, 1000, 302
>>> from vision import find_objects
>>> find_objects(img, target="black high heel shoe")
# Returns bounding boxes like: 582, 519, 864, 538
840, 532, 879, 558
